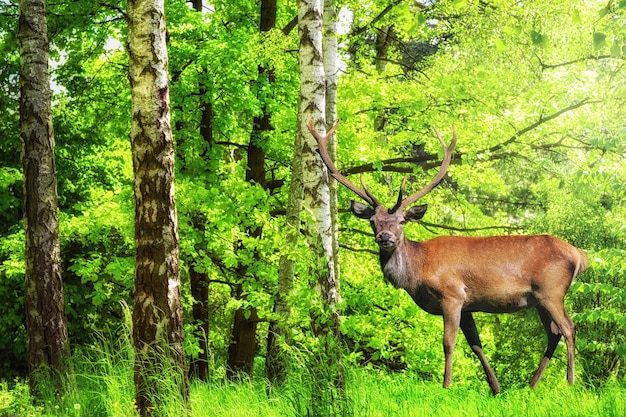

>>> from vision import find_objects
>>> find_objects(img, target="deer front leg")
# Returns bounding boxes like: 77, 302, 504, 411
442, 300, 462, 389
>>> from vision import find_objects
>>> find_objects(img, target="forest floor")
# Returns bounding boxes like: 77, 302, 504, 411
1, 367, 625, 416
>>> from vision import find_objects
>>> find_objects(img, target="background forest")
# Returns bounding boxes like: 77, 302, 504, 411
1, 0, 626, 415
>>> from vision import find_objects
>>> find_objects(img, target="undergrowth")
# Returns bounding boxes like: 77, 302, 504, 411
1, 362, 625, 416
1, 322, 624, 417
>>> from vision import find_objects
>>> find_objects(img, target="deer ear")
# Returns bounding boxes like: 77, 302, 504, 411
350, 200, 375, 219
405, 204, 427, 222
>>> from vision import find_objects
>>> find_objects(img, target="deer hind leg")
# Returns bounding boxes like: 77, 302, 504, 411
442, 301, 462, 389
460, 312, 500, 395
530, 304, 576, 388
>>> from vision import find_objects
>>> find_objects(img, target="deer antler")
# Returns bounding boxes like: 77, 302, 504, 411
307, 119, 380, 207
397, 126, 457, 210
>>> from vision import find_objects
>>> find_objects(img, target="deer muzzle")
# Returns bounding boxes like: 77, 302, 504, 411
376, 232, 396, 249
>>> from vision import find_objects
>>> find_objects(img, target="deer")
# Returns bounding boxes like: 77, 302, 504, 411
307, 120, 588, 395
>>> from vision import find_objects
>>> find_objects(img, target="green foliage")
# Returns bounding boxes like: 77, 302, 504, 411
0, 229, 27, 378
571, 248, 626, 382
61, 189, 134, 344
0, 168, 21, 234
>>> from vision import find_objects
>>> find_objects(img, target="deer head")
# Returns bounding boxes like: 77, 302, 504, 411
307, 120, 457, 252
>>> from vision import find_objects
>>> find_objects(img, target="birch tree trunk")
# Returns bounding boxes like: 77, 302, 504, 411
18, 0, 71, 397
268, 3, 346, 404
298, 0, 347, 414
298, 0, 333, 294
323, 0, 340, 306
127, 0, 189, 414
265, 0, 296, 385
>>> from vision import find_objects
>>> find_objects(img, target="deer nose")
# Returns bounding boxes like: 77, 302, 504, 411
376, 232, 394, 245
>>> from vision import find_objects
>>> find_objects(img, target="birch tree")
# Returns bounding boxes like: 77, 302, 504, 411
126, 0, 189, 414
18, 0, 71, 397
297, 0, 347, 414
323, 0, 340, 304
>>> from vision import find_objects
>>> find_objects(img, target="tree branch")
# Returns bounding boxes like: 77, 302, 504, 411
207, 278, 235, 287
481, 98, 594, 155
339, 243, 378, 255
343, 154, 443, 176
417, 220, 524, 233
351, 0, 403, 36
282, 16, 298, 35
334, 100, 593, 179
536, 53, 615, 70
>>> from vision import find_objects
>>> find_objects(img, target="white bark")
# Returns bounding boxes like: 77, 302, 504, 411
323, 0, 340, 292
298, 0, 337, 304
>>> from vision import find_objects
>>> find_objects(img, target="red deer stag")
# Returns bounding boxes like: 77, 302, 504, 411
307, 120, 588, 394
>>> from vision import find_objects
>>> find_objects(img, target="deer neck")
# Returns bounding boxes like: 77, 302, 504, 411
379, 237, 419, 291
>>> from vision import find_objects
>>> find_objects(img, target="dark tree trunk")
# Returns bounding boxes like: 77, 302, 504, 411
18, 0, 71, 397
193, 0, 214, 152
189, 266, 210, 380
226, 280, 260, 378
374, 25, 394, 132
226, 0, 276, 379
127, 0, 189, 414
187, 0, 213, 382
226, 225, 262, 378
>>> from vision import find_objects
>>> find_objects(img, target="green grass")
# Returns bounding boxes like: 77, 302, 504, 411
1, 323, 623, 417
348, 370, 626, 417
1, 366, 625, 417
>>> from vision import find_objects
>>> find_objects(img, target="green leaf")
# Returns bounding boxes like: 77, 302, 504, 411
598, 6, 609, 18
593, 32, 607, 50
503, 25, 522, 36
494, 38, 506, 52
610, 41, 622, 57
452, 0, 467, 8
530, 30, 547, 46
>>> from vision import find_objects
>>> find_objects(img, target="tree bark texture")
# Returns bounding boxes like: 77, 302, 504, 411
298, 0, 334, 270
18, 0, 71, 397
298, 0, 339, 335
226, 279, 259, 378
374, 25, 394, 132
323, 0, 341, 303
189, 266, 209, 380
321, 0, 347, 403
127, 0, 189, 414
297, 0, 346, 414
